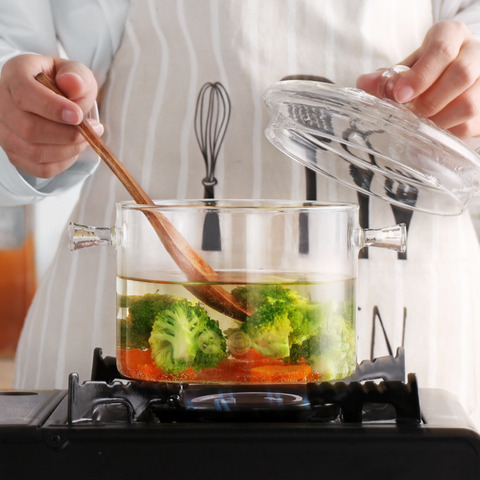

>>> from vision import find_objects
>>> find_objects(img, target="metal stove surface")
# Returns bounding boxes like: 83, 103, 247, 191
1, 351, 479, 480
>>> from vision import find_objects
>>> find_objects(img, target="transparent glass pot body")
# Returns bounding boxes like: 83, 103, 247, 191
70, 199, 405, 385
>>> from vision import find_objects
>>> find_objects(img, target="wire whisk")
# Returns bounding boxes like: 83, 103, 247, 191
194, 82, 231, 251
194, 82, 231, 199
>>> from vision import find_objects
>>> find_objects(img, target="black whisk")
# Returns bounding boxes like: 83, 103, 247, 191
194, 82, 231, 251
281, 75, 335, 255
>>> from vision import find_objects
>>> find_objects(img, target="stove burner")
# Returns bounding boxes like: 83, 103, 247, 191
67, 349, 422, 425
190, 391, 306, 410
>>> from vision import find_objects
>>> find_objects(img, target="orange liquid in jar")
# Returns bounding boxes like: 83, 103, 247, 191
0, 235, 36, 355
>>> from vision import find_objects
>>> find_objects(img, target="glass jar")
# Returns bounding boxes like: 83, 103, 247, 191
0, 205, 36, 355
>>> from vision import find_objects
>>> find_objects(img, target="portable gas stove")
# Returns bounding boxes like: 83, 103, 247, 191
1, 348, 479, 480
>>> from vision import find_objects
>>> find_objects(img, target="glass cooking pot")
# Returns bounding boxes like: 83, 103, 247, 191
70, 199, 406, 385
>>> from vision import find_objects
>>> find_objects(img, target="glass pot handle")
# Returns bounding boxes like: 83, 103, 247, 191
68, 222, 115, 251
355, 223, 407, 252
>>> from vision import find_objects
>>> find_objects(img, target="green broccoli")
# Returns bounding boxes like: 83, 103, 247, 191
288, 303, 356, 380
231, 285, 323, 359
119, 293, 180, 349
149, 299, 227, 374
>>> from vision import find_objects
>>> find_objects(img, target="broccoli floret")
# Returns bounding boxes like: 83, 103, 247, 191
149, 299, 227, 374
232, 285, 322, 359
288, 304, 356, 380
119, 293, 180, 349
242, 311, 292, 358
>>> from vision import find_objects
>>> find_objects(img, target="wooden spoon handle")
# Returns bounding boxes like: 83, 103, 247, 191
35, 72, 250, 320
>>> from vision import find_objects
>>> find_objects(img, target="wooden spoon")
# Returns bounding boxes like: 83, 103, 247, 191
35, 72, 251, 321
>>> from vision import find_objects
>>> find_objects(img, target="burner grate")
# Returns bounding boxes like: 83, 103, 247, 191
307, 373, 421, 423
66, 349, 421, 425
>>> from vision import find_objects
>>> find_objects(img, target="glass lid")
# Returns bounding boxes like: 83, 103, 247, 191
264, 79, 480, 215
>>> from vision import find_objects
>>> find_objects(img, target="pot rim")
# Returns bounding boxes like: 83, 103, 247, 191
116, 199, 360, 213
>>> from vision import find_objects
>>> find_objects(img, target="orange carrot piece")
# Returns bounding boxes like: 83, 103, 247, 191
241, 348, 285, 365
118, 348, 196, 382
250, 364, 312, 383
124, 348, 154, 365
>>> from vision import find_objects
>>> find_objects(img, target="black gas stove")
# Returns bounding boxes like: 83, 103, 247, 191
1, 349, 479, 480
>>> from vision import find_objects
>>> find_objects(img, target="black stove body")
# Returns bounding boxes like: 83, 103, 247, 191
1, 350, 479, 480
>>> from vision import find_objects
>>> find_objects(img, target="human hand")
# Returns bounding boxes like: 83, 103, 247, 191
356, 20, 480, 139
0, 54, 102, 178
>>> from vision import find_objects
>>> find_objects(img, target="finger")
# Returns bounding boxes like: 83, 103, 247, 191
447, 117, 480, 139
355, 47, 422, 97
9, 73, 84, 126
356, 69, 385, 97
411, 40, 480, 118
428, 79, 480, 131
1, 128, 92, 178
392, 21, 471, 103
5, 131, 91, 165
4, 105, 103, 145
398, 48, 421, 70
5, 55, 96, 125
54, 59, 98, 113
7, 152, 79, 179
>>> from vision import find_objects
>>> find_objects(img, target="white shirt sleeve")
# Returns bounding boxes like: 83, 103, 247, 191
0, 0, 58, 67
0, 0, 130, 206
433, 0, 480, 38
